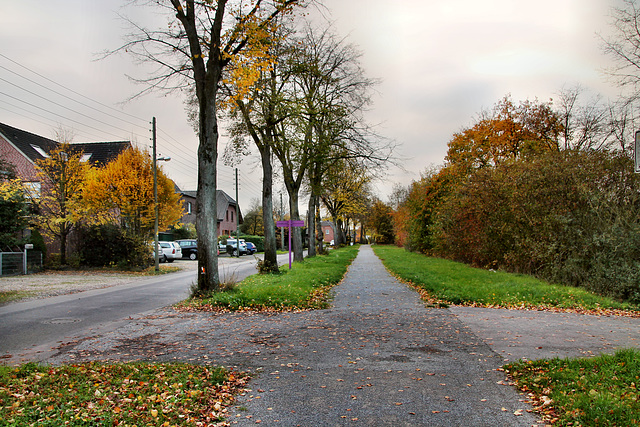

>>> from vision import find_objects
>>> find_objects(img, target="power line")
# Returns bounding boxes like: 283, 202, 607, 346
0, 53, 148, 124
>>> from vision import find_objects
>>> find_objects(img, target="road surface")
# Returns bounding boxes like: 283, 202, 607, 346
0, 253, 295, 362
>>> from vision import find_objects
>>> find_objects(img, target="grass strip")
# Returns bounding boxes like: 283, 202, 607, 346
0, 291, 32, 305
372, 245, 639, 315
178, 245, 359, 312
505, 349, 640, 426
0, 361, 248, 426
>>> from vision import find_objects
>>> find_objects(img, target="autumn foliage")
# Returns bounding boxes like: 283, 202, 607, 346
83, 147, 183, 238
393, 96, 640, 304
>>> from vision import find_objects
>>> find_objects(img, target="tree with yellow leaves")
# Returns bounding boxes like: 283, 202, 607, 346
34, 143, 91, 265
110, 0, 305, 292
83, 147, 183, 239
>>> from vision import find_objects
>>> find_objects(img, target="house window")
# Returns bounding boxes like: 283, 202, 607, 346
231, 210, 234, 222
226, 211, 228, 221
30, 145, 49, 158
325, 229, 330, 235
187, 202, 192, 214
23, 182, 41, 198
80, 153, 92, 162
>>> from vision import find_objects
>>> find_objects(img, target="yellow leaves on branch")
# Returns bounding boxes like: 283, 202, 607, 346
83, 147, 183, 236
33, 143, 91, 239
220, 8, 283, 108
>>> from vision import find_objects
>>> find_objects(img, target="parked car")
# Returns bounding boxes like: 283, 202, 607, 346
225, 238, 247, 256
244, 241, 257, 255
176, 239, 198, 260
153, 241, 182, 263
218, 241, 228, 253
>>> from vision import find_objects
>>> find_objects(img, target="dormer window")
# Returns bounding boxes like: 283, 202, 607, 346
30, 145, 49, 158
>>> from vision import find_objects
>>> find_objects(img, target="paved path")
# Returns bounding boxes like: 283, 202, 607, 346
51, 246, 541, 426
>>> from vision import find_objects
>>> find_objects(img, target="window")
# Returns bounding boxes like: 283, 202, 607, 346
187, 202, 192, 214
80, 153, 92, 162
23, 182, 41, 198
325, 229, 330, 235
30, 145, 49, 158
231, 210, 234, 222
226, 211, 228, 221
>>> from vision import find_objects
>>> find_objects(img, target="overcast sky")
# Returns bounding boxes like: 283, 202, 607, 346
0, 0, 625, 211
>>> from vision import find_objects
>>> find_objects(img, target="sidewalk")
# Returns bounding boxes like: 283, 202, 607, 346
52, 245, 543, 425
46, 245, 640, 425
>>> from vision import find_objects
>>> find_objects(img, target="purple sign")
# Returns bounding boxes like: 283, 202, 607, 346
277, 219, 305, 269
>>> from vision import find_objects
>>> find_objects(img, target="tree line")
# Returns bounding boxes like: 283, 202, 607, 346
114, 1, 394, 293
390, 93, 640, 304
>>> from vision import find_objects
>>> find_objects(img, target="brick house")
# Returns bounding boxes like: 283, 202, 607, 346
321, 220, 336, 244
0, 122, 130, 188
0, 122, 131, 254
176, 188, 242, 237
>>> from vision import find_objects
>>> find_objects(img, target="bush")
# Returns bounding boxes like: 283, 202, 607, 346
171, 223, 196, 240
77, 225, 152, 269
429, 150, 640, 303
241, 235, 264, 252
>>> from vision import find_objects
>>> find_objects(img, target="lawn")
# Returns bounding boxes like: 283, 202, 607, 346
178, 245, 359, 312
372, 245, 639, 315
0, 362, 247, 426
505, 349, 640, 426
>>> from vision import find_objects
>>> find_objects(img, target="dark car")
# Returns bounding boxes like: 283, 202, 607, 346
245, 241, 257, 255
176, 239, 198, 260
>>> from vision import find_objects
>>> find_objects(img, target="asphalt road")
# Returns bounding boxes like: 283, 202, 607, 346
0, 253, 295, 362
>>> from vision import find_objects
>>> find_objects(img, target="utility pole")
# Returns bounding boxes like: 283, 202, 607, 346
235, 168, 240, 258
152, 117, 170, 271
152, 117, 159, 272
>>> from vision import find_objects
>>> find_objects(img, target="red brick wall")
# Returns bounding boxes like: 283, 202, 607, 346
0, 135, 38, 181
322, 224, 335, 243
217, 205, 238, 237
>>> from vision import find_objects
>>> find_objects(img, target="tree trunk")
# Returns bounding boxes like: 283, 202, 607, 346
60, 224, 67, 265
307, 195, 316, 258
288, 189, 304, 261
315, 196, 324, 254
260, 144, 279, 272
196, 95, 220, 293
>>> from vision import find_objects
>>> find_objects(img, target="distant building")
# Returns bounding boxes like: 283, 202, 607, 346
321, 221, 336, 244
176, 188, 242, 237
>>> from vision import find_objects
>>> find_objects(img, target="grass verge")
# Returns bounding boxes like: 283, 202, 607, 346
0, 291, 32, 305
505, 349, 640, 426
372, 245, 639, 315
177, 245, 359, 312
0, 362, 247, 426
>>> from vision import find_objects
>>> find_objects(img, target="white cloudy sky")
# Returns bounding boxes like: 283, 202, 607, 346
0, 0, 625, 211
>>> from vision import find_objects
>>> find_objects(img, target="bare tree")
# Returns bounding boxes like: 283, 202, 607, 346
602, 0, 640, 101
110, 0, 304, 292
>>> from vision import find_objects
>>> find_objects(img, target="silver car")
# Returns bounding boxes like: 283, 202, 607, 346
156, 241, 182, 263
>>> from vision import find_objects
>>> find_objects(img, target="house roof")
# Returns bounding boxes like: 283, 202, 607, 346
217, 190, 242, 223
177, 188, 243, 223
0, 122, 58, 163
0, 122, 130, 166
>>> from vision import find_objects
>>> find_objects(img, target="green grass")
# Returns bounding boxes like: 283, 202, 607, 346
0, 362, 247, 426
505, 349, 640, 426
179, 245, 359, 311
372, 245, 639, 313
0, 291, 31, 305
